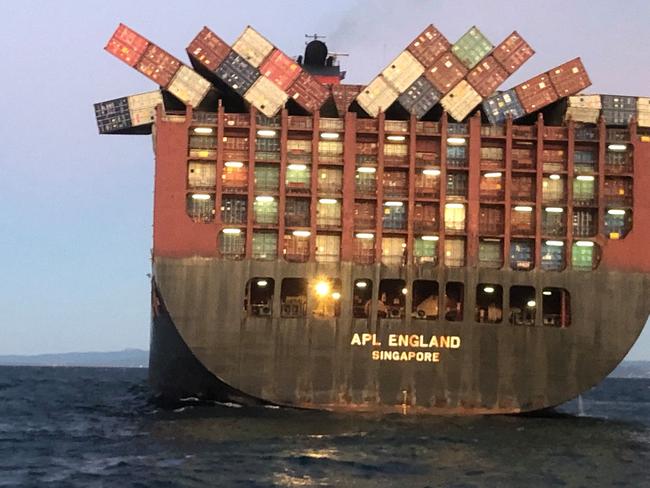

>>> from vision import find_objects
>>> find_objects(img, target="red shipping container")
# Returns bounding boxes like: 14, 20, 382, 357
331, 84, 364, 116
425, 52, 468, 94
260, 49, 302, 92
515, 73, 559, 113
136, 44, 181, 87
467, 56, 508, 98
406, 25, 450, 68
548, 57, 592, 98
287, 72, 330, 113
105, 23, 149, 67
187, 27, 230, 71
493, 31, 534, 75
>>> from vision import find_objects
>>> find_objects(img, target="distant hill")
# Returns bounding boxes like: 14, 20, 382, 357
0, 349, 149, 368
609, 361, 650, 379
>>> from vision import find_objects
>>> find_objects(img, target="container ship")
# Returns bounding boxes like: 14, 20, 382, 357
96, 23, 650, 414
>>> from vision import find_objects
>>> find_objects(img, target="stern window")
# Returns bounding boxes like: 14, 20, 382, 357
281, 278, 307, 318
245, 278, 274, 317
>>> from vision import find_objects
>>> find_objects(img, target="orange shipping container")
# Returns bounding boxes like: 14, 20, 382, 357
260, 49, 302, 91
515, 73, 558, 114
548, 58, 592, 98
187, 27, 230, 71
105, 23, 149, 67
407, 25, 450, 68
136, 44, 181, 87
492, 31, 534, 75
287, 72, 330, 113
467, 56, 508, 98
425, 52, 468, 94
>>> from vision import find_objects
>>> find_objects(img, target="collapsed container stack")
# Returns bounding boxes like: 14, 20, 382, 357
94, 91, 164, 134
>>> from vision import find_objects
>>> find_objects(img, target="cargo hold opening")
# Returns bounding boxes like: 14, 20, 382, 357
245, 278, 274, 317
476, 284, 503, 324
509, 286, 536, 326
378, 279, 406, 319
412, 280, 439, 320
281, 278, 307, 318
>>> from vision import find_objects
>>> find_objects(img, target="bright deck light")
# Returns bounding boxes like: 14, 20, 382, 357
222, 228, 241, 235
224, 161, 243, 168
543, 290, 552, 296
255, 195, 274, 203
320, 132, 339, 140
315, 281, 331, 297
355, 281, 368, 289
527, 300, 536, 308
386, 135, 406, 142
292, 230, 311, 237
384, 201, 403, 207
607, 209, 626, 215
576, 175, 594, 181
331, 292, 342, 300
445, 203, 464, 209
545, 207, 564, 213
484, 172, 502, 178
193, 127, 213, 134
483, 286, 495, 294
608, 144, 627, 152
257, 280, 268, 287
356, 233, 374, 239
549, 174, 561, 180
357, 166, 377, 173
287, 164, 307, 171
447, 137, 466, 146
191, 193, 211, 200
256, 129, 277, 137
514, 206, 533, 212
422, 168, 441, 176
546, 240, 564, 247
319, 198, 337, 204
421, 235, 439, 241
575, 240, 595, 247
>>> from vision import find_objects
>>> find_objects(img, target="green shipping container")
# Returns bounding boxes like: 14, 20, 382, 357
451, 26, 493, 70
254, 199, 278, 224
255, 165, 279, 192
252, 231, 277, 260
572, 244, 594, 270
414, 238, 437, 263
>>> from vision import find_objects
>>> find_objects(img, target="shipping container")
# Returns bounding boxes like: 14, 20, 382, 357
564, 94, 601, 124
606, 147, 633, 174
94, 96, 131, 134
414, 172, 440, 198
357, 76, 399, 117
478, 205, 504, 235
221, 196, 247, 224
447, 144, 468, 167
219, 230, 246, 259
224, 113, 251, 127
542, 176, 565, 204
357, 119, 378, 133
446, 171, 468, 197
571, 242, 598, 270
492, 31, 534, 75
416, 121, 440, 135
254, 165, 279, 192
479, 173, 504, 201
318, 167, 343, 194
382, 50, 425, 93
136, 44, 181, 87
188, 160, 216, 188
320, 117, 345, 131
285, 163, 311, 192
255, 136, 280, 161
383, 170, 408, 197
515, 73, 559, 113
187, 193, 215, 223
467, 56, 508, 98
482, 89, 525, 125
573, 209, 597, 237
244, 76, 289, 118
285, 198, 311, 227
354, 201, 376, 229
283, 233, 310, 262
105, 23, 149, 67
444, 238, 465, 267
444, 203, 466, 231
511, 206, 535, 235
604, 209, 632, 239
232, 26, 274, 68
189, 134, 217, 149
541, 241, 565, 271
480, 146, 504, 168
332, 84, 363, 117
601, 95, 636, 126
353, 235, 375, 264
383, 142, 408, 164
604, 177, 633, 206
355, 170, 377, 196
222, 164, 248, 192
574, 147, 597, 173
397, 75, 441, 119
317, 200, 342, 227
637, 97, 650, 128
253, 197, 278, 224
259, 49, 302, 91
215, 51, 260, 96
510, 239, 534, 270
542, 209, 565, 236
511, 144, 536, 169
315, 234, 341, 263
542, 147, 567, 172
382, 237, 406, 265
382, 203, 407, 230
414, 236, 438, 264
548, 58, 591, 98
425, 52, 468, 94
187, 27, 230, 71
252, 231, 277, 260
287, 71, 330, 113
167, 65, 211, 107
451, 26, 493, 70
407, 25, 450, 68
384, 120, 408, 132
127, 90, 163, 126
479, 238, 503, 268
440, 80, 482, 121
413, 203, 439, 232
511, 174, 535, 201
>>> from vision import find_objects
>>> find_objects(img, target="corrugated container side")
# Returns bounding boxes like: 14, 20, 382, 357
397, 76, 441, 119
94, 97, 131, 134
167, 65, 212, 107
244, 76, 289, 118
565, 107, 600, 124
638, 113, 650, 128
105, 23, 149, 67
440, 80, 482, 121
187, 27, 230, 71
215, 51, 260, 96
548, 58, 591, 98
492, 31, 534, 74
568, 95, 602, 109
356, 76, 399, 117
136, 44, 181, 87
232, 26, 274, 68
406, 24, 450, 68
451, 26, 493, 69
466, 56, 508, 98
601, 95, 637, 111
602, 109, 635, 126
260, 49, 302, 92
381, 50, 425, 93
637, 96, 650, 112
425, 52, 468, 94
515, 73, 559, 113
127, 90, 164, 126
287, 72, 330, 113
332, 84, 364, 116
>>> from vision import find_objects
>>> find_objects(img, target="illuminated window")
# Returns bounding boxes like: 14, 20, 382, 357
509, 286, 536, 326
280, 278, 307, 318
476, 284, 503, 324
353, 279, 373, 318
311, 278, 341, 317
542, 288, 571, 327
378, 279, 406, 319
244, 278, 274, 317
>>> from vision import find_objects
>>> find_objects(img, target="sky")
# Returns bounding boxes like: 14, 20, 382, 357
1, 0, 650, 359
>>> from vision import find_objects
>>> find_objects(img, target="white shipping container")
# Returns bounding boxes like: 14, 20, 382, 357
357, 76, 399, 118
381, 237, 406, 265
381, 50, 425, 93
315, 234, 341, 262
244, 76, 288, 118
638, 112, 650, 128
127, 90, 163, 126
287, 139, 312, 153
638, 96, 650, 113
232, 26, 274, 68
444, 238, 465, 267
565, 107, 600, 124
568, 94, 602, 110
440, 80, 482, 122
444, 204, 466, 231
167, 66, 211, 107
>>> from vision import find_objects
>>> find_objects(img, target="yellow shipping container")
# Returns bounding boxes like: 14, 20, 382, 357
440, 80, 482, 121
381, 50, 425, 93
357, 76, 399, 118
244, 76, 288, 118
167, 66, 211, 108
637, 97, 650, 127
568, 95, 602, 109
232, 26, 274, 68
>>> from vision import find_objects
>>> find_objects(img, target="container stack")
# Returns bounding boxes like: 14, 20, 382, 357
601, 95, 637, 126
187, 26, 329, 117
637, 97, 650, 128
105, 24, 212, 108
94, 90, 163, 134
564, 95, 601, 124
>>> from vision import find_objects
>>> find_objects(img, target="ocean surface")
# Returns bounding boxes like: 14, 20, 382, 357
1, 367, 649, 487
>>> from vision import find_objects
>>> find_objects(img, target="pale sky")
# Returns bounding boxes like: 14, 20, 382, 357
1, 0, 649, 359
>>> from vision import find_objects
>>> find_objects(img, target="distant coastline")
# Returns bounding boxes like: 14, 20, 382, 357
0, 349, 149, 368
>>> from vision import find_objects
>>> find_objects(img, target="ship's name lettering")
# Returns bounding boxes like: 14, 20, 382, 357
350, 333, 461, 349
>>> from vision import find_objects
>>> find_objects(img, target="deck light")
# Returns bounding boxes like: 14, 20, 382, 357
549, 174, 561, 180
386, 135, 406, 142
315, 281, 331, 296
224, 161, 243, 168
483, 286, 495, 294
193, 127, 213, 134
575, 240, 595, 247
319, 198, 337, 204
332, 292, 341, 300
422, 168, 441, 176
292, 230, 311, 237
255, 195, 274, 203
514, 206, 533, 212
355, 233, 374, 239
402, 288, 408, 295
608, 144, 627, 152
546, 240, 564, 247
445, 203, 464, 209
222, 228, 241, 235
355, 281, 368, 289
576, 175, 595, 181
607, 209, 626, 216
527, 300, 536, 308
357, 166, 377, 173
543, 290, 552, 296
257, 280, 268, 287
321, 132, 339, 140
545, 207, 564, 213
191, 193, 211, 200
256, 129, 277, 137
421, 235, 439, 241
447, 137, 466, 146
384, 201, 403, 207
484, 172, 502, 178
287, 164, 307, 171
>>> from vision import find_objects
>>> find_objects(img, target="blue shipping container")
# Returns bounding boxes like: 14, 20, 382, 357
94, 97, 131, 134
483, 89, 525, 125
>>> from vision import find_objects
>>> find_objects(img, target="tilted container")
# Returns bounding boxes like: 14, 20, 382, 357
356, 76, 399, 117
425, 52, 468, 94
565, 95, 601, 124
187, 27, 230, 71
397, 76, 441, 119
105, 23, 149, 67
482, 89, 525, 124
467, 55, 508, 98
381, 50, 425, 93
167, 65, 212, 107
515, 73, 558, 113
332, 84, 363, 116
441, 80, 482, 121
451, 26, 493, 70
232, 26, 274, 68
548, 58, 591, 98
136, 44, 181, 87
244, 76, 289, 118
406, 25, 450, 68
94, 96, 131, 134
492, 31, 534, 74
127, 90, 164, 125
215, 51, 260, 96
260, 49, 302, 92
287, 72, 330, 113
601, 95, 637, 126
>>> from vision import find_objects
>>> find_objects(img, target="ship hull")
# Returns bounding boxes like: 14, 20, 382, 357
149, 256, 650, 414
